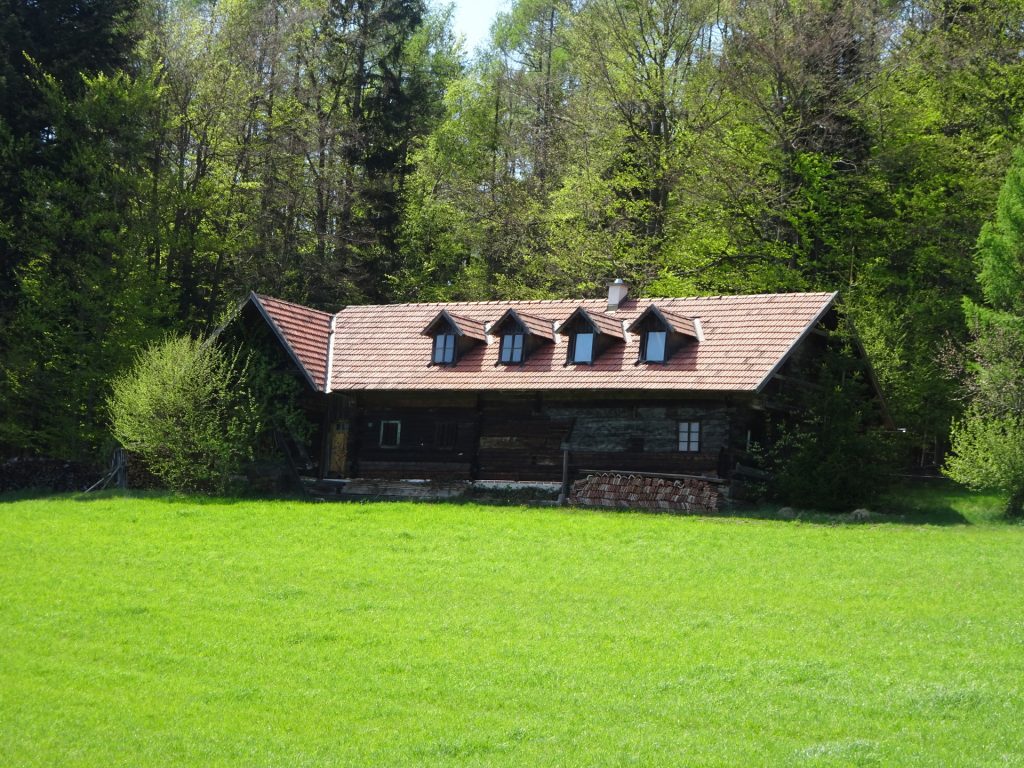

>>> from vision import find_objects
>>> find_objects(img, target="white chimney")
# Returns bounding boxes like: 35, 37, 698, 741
607, 278, 629, 312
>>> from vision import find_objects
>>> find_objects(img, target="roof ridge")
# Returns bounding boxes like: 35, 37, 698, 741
332, 290, 837, 312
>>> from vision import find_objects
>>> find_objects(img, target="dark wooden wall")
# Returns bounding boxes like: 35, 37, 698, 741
336, 391, 746, 481
350, 392, 479, 479
478, 394, 572, 480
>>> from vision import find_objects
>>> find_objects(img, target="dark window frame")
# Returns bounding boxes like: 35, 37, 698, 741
433, 333, 456, 365
642, 330, 668, 363
570, 331, 595, 364
500, 332, 525, 364
434, 421, 459, 450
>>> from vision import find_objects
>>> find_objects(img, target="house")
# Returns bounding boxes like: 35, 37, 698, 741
231, 282, 888, 504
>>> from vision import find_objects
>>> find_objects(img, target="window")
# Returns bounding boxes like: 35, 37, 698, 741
500, 333, 525, 363
573, 332, 594, 363
433, 333, 455, 364
379, 420, 401, 448
644, 330, 667, 362
678, 421, 700, 452
435, 421, 458, 450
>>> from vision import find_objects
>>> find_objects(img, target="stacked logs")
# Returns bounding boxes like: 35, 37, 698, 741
569, 472, 722, 514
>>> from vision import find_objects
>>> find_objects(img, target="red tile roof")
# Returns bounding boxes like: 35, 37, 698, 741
491, 308, 556, 341
421, 310, 488, 341
250, 291, 837, 394
556, 307, 626, 339
253, 293, 332, 390
628, 305, 702, 340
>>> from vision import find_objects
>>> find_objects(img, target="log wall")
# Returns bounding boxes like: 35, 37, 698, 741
341, 391, 743, 481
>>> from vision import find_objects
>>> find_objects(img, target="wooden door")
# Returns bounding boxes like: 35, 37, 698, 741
329, 421, 349, 476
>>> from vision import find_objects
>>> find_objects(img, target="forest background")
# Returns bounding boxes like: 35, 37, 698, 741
1, 0, 1022, 462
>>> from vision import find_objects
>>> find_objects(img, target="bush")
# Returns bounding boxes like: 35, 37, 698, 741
944, 414, 1024, 517
766, 414, 896, 511
760, 341, 898, 511
107, 335, 258, 494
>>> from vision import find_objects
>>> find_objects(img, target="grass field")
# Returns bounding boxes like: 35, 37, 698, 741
2, 486, 1023, 766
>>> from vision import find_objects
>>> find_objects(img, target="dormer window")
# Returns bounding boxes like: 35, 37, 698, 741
433, 333, 456, 364
422, 309, 487, 366
572, 332, 594, 363
489, 308, 554, 366
556, 307, 625, 365
643, 330, 666, 362
627, 305, 703, 364
500, 332, 524, 363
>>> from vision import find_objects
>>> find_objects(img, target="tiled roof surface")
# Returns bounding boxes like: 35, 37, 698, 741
255, 294, 332, 390
658, 308, 701, 339
445, 312, 488, 341
422, 309, 488, 341
318, 292, 837, 393
628, 305, 701, 339
587, 309, 628, 339
556, 307, 626, 339
493, 308, 556, 340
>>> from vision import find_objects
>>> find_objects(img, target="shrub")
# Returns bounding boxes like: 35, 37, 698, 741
107, 335, 258, 493
760, 341, 898, 511
245, 348, 312, 459
766, 412, 896, 511
945, 414, 1024, 517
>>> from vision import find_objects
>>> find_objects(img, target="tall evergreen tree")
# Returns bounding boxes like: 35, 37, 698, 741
0, 0, 140, 324
945, 149, 1024, 516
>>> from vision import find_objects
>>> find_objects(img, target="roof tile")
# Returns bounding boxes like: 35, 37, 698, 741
255, 291, 836, 394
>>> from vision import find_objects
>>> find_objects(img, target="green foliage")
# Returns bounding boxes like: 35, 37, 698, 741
943, 149, 1024, 516
945, 415, 1024, 516
975, 149, 1024, 314
244, 348, 312, 458
0, 66, 173, 457
107, 335, 258, 493
767, 418, 896, 512
4, 0, 1024, 463
763, 344, 896, 511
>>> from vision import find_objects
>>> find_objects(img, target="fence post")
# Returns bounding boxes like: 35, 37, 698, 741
557, 447, 570, 506
116, 447, 127, 489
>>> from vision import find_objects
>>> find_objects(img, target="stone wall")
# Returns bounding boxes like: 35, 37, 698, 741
545, 403, 731, 454
569, 472, 723, 513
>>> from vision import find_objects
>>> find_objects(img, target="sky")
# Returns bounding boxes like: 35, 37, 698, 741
449, 0, 507, 55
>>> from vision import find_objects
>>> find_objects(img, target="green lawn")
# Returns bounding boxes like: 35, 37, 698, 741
1, 488, 1022, 766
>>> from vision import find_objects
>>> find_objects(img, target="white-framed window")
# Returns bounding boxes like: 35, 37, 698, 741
433, 333, 455, 364
573, 332, 594, 363
678, 421, 700, 452
500, 333, 525, 363
644, 330, 667, 362
379, 420, 401, 448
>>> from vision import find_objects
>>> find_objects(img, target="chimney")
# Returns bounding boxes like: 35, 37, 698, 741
606, 278, 629, 312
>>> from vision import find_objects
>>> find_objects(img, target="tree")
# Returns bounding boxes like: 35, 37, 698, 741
0, 0, 140, 317
397, 0, 577, 300
0, 67, 172, 458
760, 335, 894, 511
944, 149, 1024, 516
569, 0, 722, 290
107, 335, 258, 494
